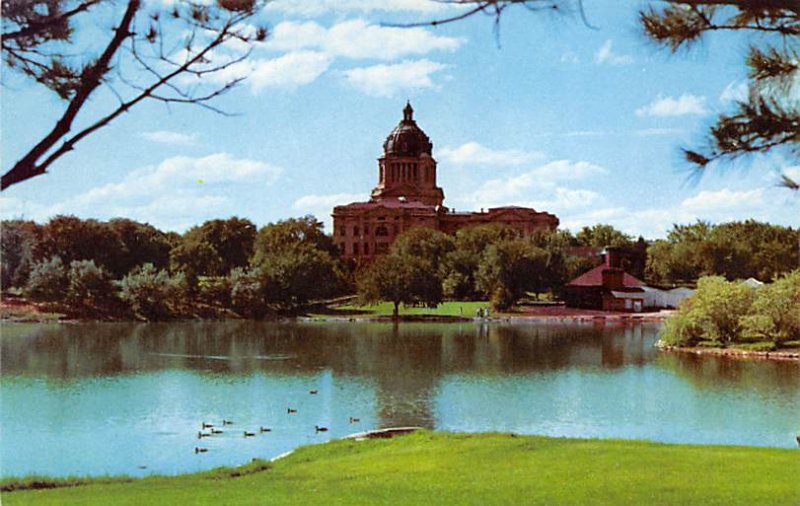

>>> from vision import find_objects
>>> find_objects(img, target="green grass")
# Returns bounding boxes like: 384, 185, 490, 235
315, 301, 490, 318
4, 432, 798, 505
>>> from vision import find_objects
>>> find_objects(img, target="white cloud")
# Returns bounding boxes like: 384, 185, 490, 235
594, 40, 633, 66
343, 59, 447, 97
268, 20, 462, 60
140, 131, 197, 145
719, 81, 749, 103
680, 188, 765, 214
635, 94, 707, 117
249, 51, 333, 92
437, 142, 542, 166
452, 160, 608, 213
559, 186, 796, 239
265, 0, 448, 15
1, 154, 283, 231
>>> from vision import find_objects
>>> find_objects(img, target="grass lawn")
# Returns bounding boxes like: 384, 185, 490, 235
4, 432, 798, 505
314, 301, 490, 318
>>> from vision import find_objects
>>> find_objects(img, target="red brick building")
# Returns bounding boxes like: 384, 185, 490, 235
332, 103, 559, 259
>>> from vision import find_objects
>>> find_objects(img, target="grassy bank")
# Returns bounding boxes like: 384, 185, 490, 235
313, 300, 491, 318
4, 432, 798, 505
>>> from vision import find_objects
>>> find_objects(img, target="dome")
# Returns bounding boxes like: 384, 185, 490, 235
382, 102, 433, 157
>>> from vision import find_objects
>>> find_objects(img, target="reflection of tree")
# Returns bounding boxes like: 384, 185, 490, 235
3, 321, 666, 429
656, 353, 800, 398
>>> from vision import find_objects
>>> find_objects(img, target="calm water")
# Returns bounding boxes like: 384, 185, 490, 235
1, 321, 799, 478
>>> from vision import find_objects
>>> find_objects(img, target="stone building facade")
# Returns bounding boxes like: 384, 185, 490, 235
332, 103, 559, 260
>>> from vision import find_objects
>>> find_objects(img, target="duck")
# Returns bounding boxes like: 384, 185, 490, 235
222, 419, 234, 426
195, 447, 208, 454
287, 408, 297, 414
211, 428, 223, 435
198, 431, 211, 439
259, 426, 272, 433
315, 425, 329, 433
349, 417, 360, 424
309, 390, 318, 395
244, 431, 256, 437
201, 422, 214, 429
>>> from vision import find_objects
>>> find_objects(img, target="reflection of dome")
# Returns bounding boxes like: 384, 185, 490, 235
382, 102, 433, 157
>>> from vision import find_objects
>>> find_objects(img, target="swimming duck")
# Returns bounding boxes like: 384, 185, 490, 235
315, 425, 329, 433
349, 417, 360, 423
211, 428, 223, 435
309, 390, 318, 395
244, 431, 256, 437
222, 419, 234, 425
195, 447, 208, 454
260, 426, 272, 433
287, 408, 297, 414
201, 422, 214, 429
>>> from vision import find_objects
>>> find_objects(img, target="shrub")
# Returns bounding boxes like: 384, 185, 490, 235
229, 267, 265, 318
25, 257, 67, 302
117, 264, 185, 320
197, 276, 232, 307
67, 260, 114, 307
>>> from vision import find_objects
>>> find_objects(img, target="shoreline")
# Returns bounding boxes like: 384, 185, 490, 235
657, 343, 800, 361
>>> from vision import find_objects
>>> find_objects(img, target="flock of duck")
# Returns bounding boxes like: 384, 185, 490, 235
193, 389, 360, 454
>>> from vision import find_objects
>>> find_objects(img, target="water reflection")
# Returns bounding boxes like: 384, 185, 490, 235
2, 321, 798, 478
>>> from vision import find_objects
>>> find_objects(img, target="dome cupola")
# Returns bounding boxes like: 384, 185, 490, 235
382, 101, 433, 157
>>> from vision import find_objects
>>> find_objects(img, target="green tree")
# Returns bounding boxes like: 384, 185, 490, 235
67, 259, 114, 307
170, 217, 256, 278
39, 215, 123, 271
663, 276, 754, 345
229, 267, 265, 318
441, 224, 519, 300
117, 263, 186, 320
1, 0, 268, 190
25, 256, 68, 301
357, 255, 440, 317
251, 216, 342, 310
476, 239, 551, 310
740, 270, 800, 344
106, 218, 172, 277
1, 219, 42, 289
575, 224, 631, 248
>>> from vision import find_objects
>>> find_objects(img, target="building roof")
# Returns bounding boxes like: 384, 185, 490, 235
382, 102, 433, 157
334, 199, 435, 211
567, 264, 644, 288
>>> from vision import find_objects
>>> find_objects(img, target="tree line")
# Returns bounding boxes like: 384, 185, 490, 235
2, 215, 797, 319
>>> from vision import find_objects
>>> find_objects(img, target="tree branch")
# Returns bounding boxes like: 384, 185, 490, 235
1, 0, 141, 190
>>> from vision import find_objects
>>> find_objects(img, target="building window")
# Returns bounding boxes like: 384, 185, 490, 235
338, 243, 345, 254
339, 227, 346, 236
376, 243, 389, 254
354, 226, 359, 236
364, 225, 369, 235
375, 225, 388, 237
364, 243, 369, 255
393, 224, 399, 235
353, 243, 359, 255
377, 216, 385, 221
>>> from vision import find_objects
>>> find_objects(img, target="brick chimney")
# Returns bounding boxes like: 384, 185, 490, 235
604, 247, 622, 268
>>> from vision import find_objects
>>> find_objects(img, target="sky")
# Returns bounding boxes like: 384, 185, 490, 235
1, 0, 798, 239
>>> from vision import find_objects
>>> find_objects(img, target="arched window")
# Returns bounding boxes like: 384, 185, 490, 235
375, 225, 389, 237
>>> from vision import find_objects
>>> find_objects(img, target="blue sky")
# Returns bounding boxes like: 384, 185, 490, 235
1, 0, 798, 238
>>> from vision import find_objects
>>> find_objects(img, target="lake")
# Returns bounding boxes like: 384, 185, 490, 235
1, 320, 798, 478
